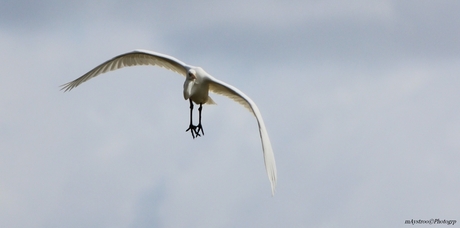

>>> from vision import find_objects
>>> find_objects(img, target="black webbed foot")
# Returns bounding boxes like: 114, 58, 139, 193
195, 123, 204, 136
186, 100, 204, 139
186, 124, 201, 139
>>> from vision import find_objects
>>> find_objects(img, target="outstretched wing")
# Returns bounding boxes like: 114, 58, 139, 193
208, 77, 277, 195
61, 49, 192, 92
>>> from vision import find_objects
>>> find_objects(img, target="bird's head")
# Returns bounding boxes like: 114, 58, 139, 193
187, 69, 197, 81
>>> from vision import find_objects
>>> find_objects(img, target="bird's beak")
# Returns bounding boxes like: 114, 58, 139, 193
183, 80, 194, 99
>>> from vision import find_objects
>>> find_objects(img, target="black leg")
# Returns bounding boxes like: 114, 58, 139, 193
196, 103, 204, 136
185, 99, 199, 138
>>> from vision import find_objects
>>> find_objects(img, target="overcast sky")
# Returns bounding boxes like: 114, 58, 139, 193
1, 0, 459, 227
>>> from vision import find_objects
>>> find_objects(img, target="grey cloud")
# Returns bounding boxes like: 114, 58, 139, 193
1, 0, 459, 227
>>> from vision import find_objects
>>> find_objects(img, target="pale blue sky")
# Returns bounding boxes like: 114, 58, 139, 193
1, 1, 459, 227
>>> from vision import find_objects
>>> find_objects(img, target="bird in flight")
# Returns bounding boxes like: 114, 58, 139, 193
61, 50, 277, 195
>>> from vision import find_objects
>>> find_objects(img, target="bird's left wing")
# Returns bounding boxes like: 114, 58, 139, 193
61, 50, 192, 92
208, 78, 277, 195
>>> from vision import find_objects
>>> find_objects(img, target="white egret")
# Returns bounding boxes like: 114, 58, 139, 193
61, 50, 277, 195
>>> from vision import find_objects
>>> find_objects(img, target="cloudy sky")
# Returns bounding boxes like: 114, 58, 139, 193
1, 0, 459, 227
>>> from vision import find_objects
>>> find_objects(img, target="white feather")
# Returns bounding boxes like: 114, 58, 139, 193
61, 50, 277, 195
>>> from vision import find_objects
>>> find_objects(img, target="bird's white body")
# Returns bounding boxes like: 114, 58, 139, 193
61, 50, 277, 195
183, 68, 215, 105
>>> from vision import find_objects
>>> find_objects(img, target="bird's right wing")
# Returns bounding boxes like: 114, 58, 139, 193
208, 78, 277, 195
61, 49, 192, 92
